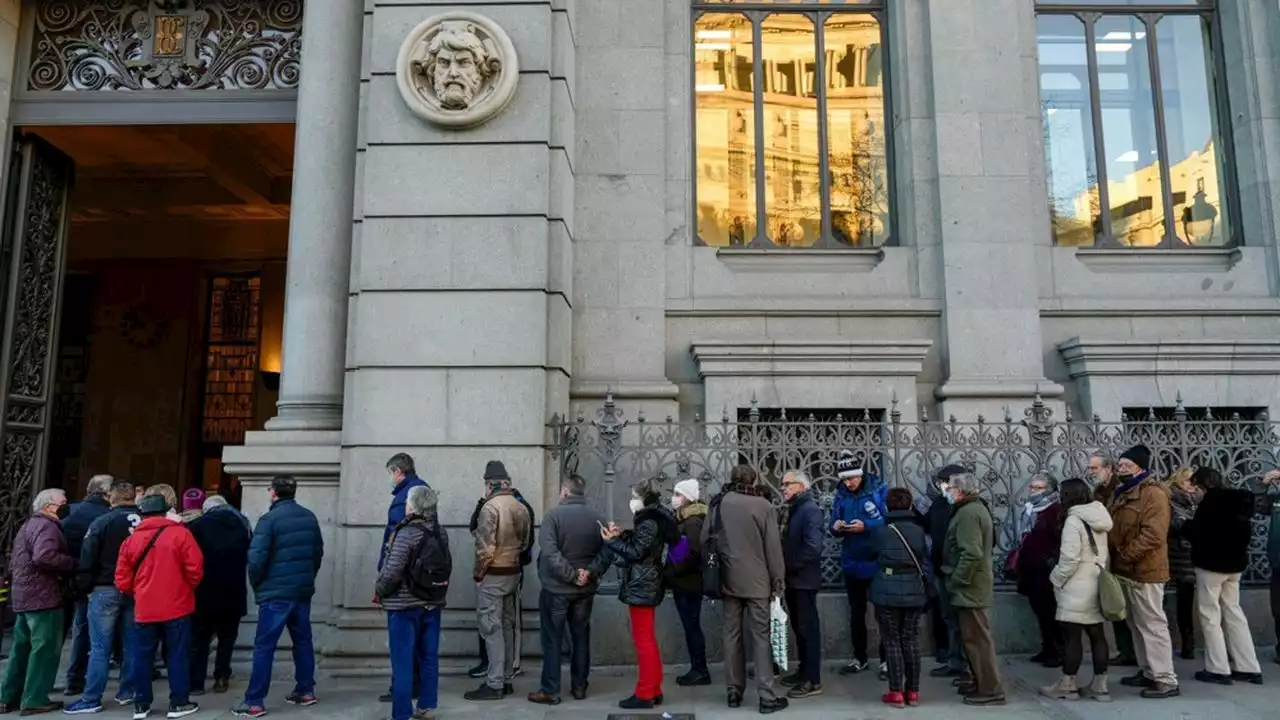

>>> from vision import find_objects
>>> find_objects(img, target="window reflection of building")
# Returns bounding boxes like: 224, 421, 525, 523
1035, 2, 1233, 248
694, 2, 891, 248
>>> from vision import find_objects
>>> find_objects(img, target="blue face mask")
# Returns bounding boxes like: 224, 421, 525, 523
944, 491, 957, 505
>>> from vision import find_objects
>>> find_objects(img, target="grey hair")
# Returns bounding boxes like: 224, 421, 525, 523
783, 470, 811, 489
406, 485, 438, 517
949, 472, 981, 496
1090, 454, 1116, 471
86, 474, 114, 497
32, 488, 65, 513
202, 495, 229, 512
1030, 472, 1059, 492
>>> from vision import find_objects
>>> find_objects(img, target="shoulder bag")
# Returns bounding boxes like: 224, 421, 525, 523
129, 526, 168, 588
889, 524, 937, 600
1084, 525, 1125, 622
701, 499, 725, 599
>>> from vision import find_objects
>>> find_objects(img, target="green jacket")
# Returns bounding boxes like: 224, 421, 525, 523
943, 496, 994, 609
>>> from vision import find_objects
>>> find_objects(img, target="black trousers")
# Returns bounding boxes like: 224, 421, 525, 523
928, 596, 948, 658
1174, 580, 1195, 650
1112, 619, 1134, 658
672, 590, 708, 674
1271, 574, 1280, 653
1062, 622, 1108, 676
1026, 586, 1062, 656
844, 577, 872, 663
538, 590, 593, 696
189, 613, 240, 690
785, 588, 821, 685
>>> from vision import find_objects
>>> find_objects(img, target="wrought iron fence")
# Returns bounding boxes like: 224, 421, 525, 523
548, 394, 1279, 587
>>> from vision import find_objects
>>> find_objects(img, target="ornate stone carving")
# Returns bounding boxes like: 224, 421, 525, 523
27, 0, 302, 92
395, 13, 519, 129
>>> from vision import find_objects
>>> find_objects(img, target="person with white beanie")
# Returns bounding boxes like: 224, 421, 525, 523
665, 478, 710, 686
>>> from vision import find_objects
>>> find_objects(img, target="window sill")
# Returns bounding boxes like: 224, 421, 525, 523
716, 247, 885, 273
1074, 247, 1242, 273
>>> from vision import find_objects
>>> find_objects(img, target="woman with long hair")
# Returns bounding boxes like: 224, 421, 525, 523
600, 478, 681, 709
1040, 478, 1114, 702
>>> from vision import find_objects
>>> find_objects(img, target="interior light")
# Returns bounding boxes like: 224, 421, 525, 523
1095, 43, 1133, 53
696, 83, 726, 93
697, 30, 732, 40
1101, 31, 1147, 41
1046, 108, 1058, 116
1116, 150, 1139, 162
696, 43, 731, 51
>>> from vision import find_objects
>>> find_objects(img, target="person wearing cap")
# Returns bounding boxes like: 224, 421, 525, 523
1107, 444, 1178, 699
666, 478, 709, 688
464, 462, 533, 702
923, 465, 967, 678
232, 476, 325, 718
186, 495, 252, 695
114, 494, 203, 720
179, 490, 206, 524
829, 450, 888, 676
527, 473, 610, 706
464, 476, 536, 682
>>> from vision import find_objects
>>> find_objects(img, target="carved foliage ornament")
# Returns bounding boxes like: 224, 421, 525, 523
396, 13, 519, 129
28, 0, 302, 92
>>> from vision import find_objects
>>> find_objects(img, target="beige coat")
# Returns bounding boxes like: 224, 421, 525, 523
1051, 501, 1114, 625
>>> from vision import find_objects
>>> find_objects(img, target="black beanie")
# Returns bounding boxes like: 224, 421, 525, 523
483, 460, 511, 482
1120, 444, 1152, 472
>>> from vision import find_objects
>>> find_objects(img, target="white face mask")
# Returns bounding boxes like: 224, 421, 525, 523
671, 494, 686, 510
629, 497, 644, 514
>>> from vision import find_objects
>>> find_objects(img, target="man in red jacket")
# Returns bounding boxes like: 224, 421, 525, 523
115, 495, 203, 720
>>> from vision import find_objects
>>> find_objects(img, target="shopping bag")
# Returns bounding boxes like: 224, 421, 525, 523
1086, 530, 1126, 622
769, 596, 789, 673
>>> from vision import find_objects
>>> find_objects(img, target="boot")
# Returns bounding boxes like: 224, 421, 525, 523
1038, 674, 1078, 700
1079, 674, 1111, 703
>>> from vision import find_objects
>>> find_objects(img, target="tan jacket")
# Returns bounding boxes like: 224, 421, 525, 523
1107, 477, 1170, 584
473, 490, 532, 580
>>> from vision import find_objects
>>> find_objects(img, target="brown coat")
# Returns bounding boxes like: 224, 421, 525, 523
473, 490, 532, 580
1107, 477, 1171, 584
702, 488, 785, 600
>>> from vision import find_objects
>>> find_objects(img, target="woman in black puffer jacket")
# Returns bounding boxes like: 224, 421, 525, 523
602, 478, 681, 710
870, 488, 931, 708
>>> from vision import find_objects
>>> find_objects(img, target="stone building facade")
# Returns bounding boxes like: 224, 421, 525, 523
0, 0, 1278, 666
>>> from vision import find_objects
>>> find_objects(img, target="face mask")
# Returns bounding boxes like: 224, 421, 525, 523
1027, 491, 1047, 504
671, 494, 685, 510
55, 504, 70, 520
629, 497, 644, 514
945, 490, 958, 506
1115, 473, 1133, 485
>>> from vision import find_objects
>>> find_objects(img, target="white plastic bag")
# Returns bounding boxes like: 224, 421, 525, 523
769, 597, 789, 672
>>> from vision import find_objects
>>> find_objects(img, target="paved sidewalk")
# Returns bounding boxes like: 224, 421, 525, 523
52, 653, 1280, 720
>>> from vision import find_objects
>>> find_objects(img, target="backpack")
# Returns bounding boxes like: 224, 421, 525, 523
702, 498, 725, 599
406, 524, 452, 604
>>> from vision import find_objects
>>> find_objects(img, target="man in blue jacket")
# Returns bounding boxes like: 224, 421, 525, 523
60, 474, 114, 696
378, 454, 428, 703
232, 477, 324, 718
779, 471, 825, 700
829, 450, 887, 675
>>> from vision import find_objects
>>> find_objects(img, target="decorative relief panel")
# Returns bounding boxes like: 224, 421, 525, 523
27, 0, 303, 92
395, 12, 519, 129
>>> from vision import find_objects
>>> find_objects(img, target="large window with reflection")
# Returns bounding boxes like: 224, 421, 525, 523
694, 0, 891, 248
1035, 0, 1236, 248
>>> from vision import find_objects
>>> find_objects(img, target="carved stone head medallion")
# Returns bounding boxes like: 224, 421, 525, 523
396, 13, 519, 129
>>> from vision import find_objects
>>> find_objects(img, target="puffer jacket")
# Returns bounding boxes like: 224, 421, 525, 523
870, 510, 930, 608
608, 503, 680, 607
944, 496, 994, 609
1186, 487, 1254, 575
248, 498, 324, 604
665, 501, 707, 593
473, 490, 532, 580
62, 496, 111, 564
9, 513, 75, 613
1107, 476, 1170, 584
1166, 487, 1199, 583
782, 491, 825, 591
829, 474, 888, 579
1051, 501, 1113, 625
376, 514, 450, 611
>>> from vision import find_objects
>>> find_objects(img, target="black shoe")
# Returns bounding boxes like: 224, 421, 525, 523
786, 682, 823, 699
62, 687, 82, 699
930, 665, 962, 678
1110, 654, 1138, 667
503, 684, 513, 697
616, 696, 653, 710
463, 685, 504, 702
759, 697, 789, 715
676, 670, 711, 687
727, 690, 743, 709
1030, 650, 1051, 663
963, 694, 1007, 706
187, 690, 204, 698
951, 673, 974, 687
778, 672, 804, 687
1120, 672, 1154, 688
377, 693, 392, 704
212, 680, 229, 695
1181, 647, 1195, 660
1194, 670, 1232, 686
570, 688, 587, 701
1231, 671, 1264, 685
1041, 655, 1063, 669
165, 703, 198, 719
839, 659, 869, 676
466, 663, 488, 679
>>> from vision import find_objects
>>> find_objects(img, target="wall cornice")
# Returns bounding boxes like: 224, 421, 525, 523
691, 339, 933, 378
1058, 338, 1280, 377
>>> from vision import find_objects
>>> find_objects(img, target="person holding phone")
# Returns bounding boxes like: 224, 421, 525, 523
830, 450, 888, 676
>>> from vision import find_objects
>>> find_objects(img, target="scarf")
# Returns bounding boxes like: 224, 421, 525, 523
1116, 470, 1149, 499
1021, 491, 1059, 537
724, 481, 772, 500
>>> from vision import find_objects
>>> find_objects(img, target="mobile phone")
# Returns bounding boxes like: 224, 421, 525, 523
597, 520, 607, 531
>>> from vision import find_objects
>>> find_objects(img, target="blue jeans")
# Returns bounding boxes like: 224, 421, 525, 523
387, 607, 440, 720
537, 591, 593, 696
244, 600, 315, 706
65, 600, 90, 688
82, 588, 138, 705
134, 615, 192, 707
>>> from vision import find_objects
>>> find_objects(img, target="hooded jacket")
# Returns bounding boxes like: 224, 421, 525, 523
1186, 487, 1254, 575
665, 501, 707, 593
1050, 501, 1113, 624
607, 503, 680, 607
115, 516, 203, 623
829, 474, 887, 579
783, 490, 825, 591
1107, 475, 1170, 584
9, 513, 75, 613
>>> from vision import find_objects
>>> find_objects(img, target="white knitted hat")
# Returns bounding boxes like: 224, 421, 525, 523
673, 478, 700, 503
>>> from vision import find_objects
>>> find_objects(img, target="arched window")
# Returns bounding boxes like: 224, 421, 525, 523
693, 0, 892, 248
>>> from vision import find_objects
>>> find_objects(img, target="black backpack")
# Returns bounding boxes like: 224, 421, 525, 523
406, 524, 452, 604
702, 498, 725, 599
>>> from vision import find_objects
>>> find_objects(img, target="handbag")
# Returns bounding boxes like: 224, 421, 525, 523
701, 499, 725, 599
1084, 526, 1126, 622
889, 524, 937, 601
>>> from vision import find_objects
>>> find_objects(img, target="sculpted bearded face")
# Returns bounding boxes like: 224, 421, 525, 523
425, 23, 492, 110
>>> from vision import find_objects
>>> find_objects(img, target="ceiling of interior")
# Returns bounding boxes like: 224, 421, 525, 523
23, 124, 295, 222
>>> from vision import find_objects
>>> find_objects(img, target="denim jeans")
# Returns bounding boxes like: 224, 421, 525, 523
244, 600, 315, 706
190, 614, 241, 691
82, 588, 138, 705
537, 590, 593, 696
671, 590, 707, 675
134, 615, 192, 707
65, 600, 90, 689
387, 607, 441, 720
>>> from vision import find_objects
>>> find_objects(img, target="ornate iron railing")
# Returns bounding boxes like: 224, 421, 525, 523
548, 394, 1278, 587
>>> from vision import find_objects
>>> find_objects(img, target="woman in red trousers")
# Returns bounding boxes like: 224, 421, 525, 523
601, 478, 682, 709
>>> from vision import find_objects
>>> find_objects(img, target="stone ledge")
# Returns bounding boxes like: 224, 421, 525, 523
1074, 247, 1242, 273
715, 247, 885, 273
222, 429, 341, 480
691, 339, 933, 377
1059, 337, 1280, 377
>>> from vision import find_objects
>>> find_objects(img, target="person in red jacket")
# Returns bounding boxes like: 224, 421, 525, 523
115, 495, 203, 720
